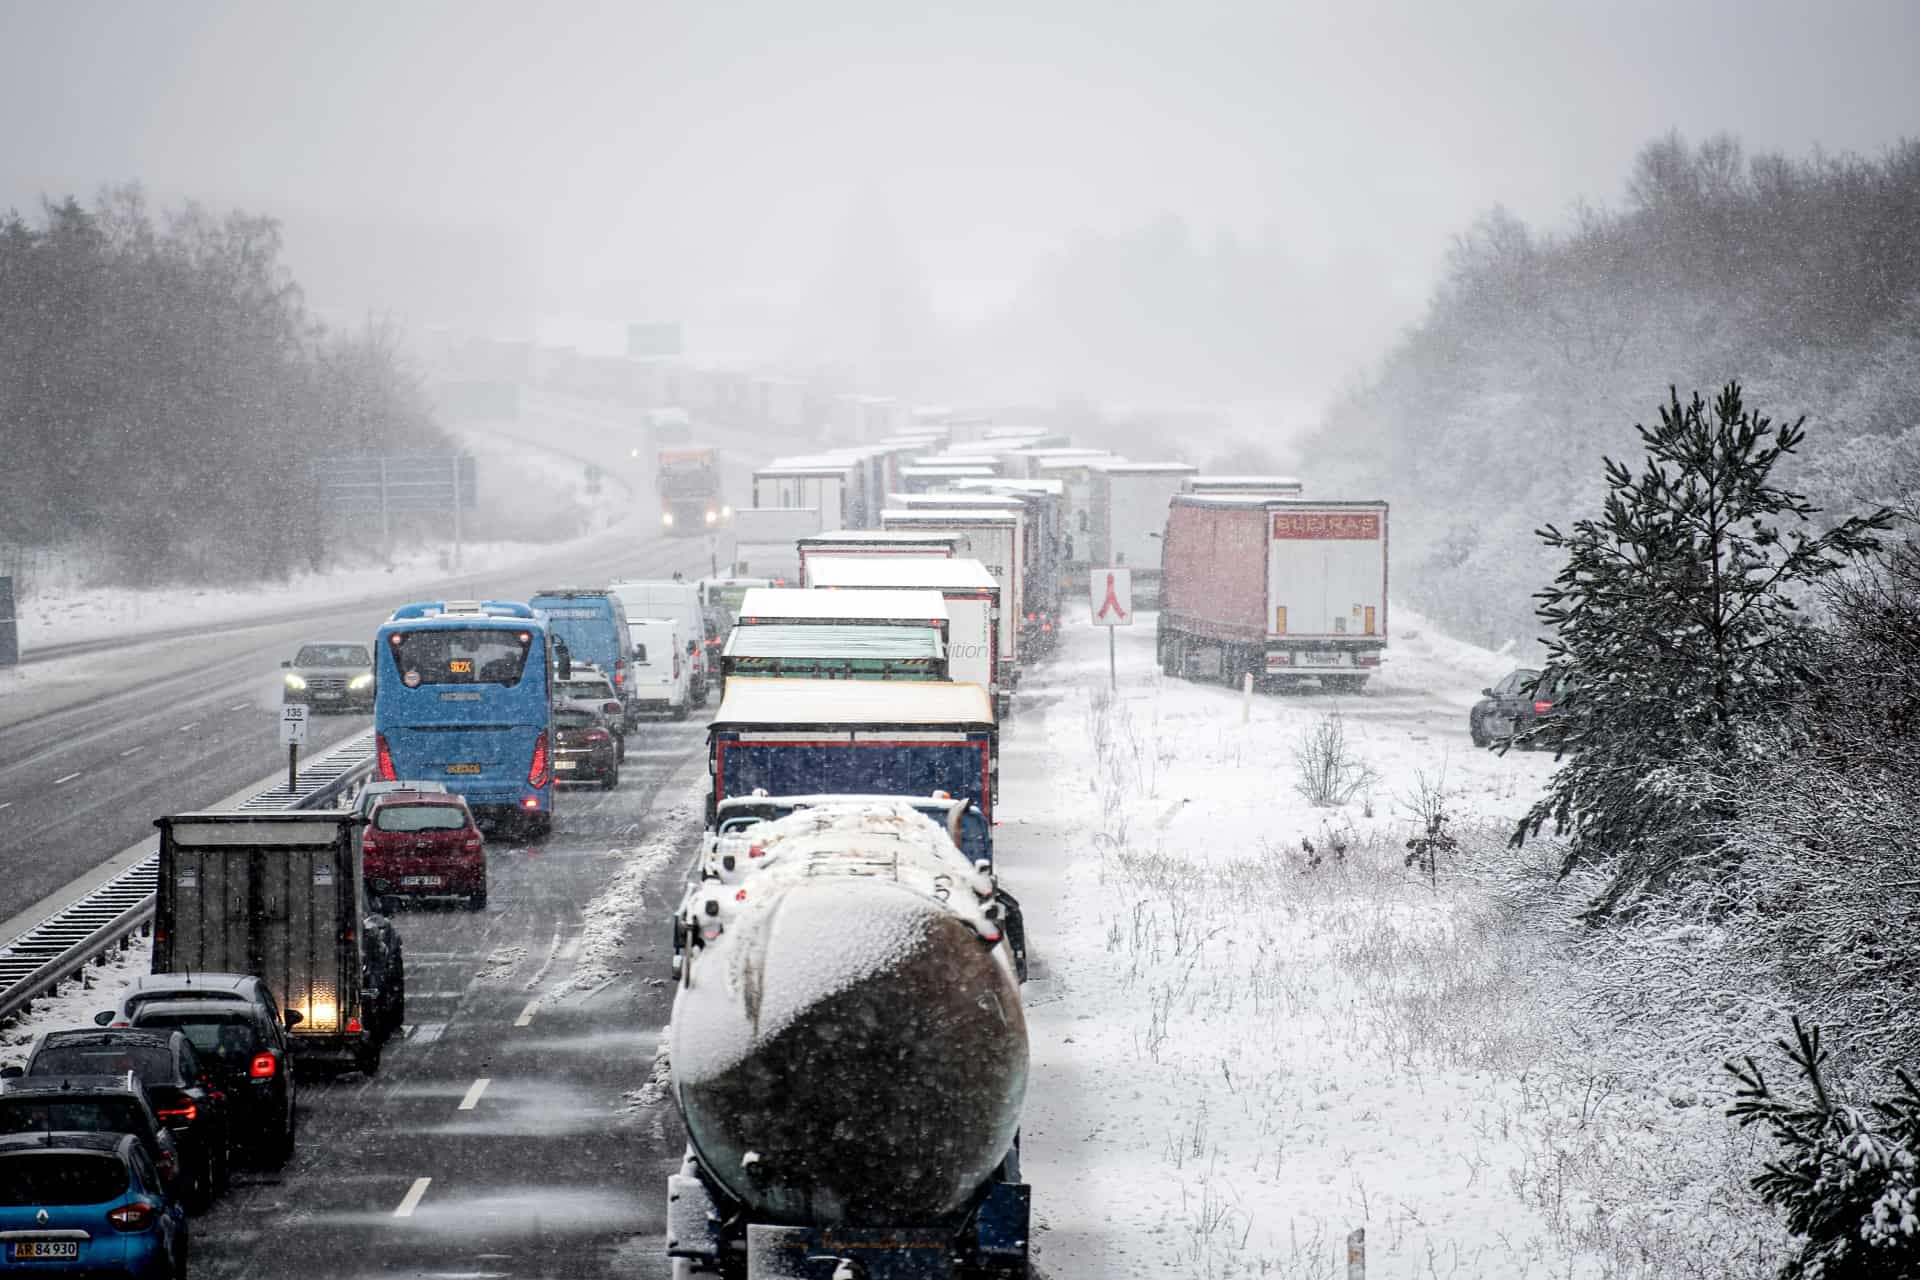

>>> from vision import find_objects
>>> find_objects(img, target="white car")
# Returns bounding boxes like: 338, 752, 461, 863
625, 617, 691, 719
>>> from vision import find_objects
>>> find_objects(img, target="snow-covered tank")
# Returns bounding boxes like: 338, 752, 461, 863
666, 801, 1031, 1276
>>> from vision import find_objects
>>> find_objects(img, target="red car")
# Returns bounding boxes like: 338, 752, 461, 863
362, 792, 488, 910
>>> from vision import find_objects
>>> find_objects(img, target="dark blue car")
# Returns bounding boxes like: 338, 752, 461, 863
0, 1131, 187, 1277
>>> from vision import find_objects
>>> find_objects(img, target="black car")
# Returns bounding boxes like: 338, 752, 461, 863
551, 706, 621, 789
1469, 667, 1569, 749
282, 640, 377, 713
100, 975, 298, 1167
15, 1029, 228, 1212
0, 1076, 183, 1202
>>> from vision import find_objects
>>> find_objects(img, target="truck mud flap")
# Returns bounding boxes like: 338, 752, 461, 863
746, 1223, 957, 1279
666, 1167, 724, 1262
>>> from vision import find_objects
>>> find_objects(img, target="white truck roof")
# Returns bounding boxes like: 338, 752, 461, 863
881, 508, 1020, 526
801, 529, 962, 545
953, 477, 1065, 497
1092, 460, 1200, 475
806, 557, 998, 590
711, 677, 995, 728
886, 493, 1025, 510
737, 588, 950, 623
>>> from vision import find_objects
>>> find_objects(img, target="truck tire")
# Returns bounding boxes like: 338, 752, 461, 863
355, 1040, 383, 1077
1161, 634, 1180, 678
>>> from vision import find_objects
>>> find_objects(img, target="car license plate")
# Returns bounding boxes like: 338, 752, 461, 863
446, 763, 483, 775
1301, 651, 1344, 666
400, 875, 443, 887
554, 759, 578, 770
10, 1242, 79, 1260
313, 690, 341, 700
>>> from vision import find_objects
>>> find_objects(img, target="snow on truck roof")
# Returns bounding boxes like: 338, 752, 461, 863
801, 529, 961, 545
805, 557, 998, 590
1188, 475, 1306, 489
1173, 494, 1387, 510
953, 477, 1065, 497
881, 508, 1020, 526
736, 588, 950, 622
710, 677, 995, 728
1091, 460, 1200, 475
724, 624, 944, 661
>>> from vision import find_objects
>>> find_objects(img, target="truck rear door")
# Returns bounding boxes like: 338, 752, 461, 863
1267, 507, 1388, 642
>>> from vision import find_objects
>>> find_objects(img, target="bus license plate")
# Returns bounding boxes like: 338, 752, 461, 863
446, 764, 483, 775
554, 759, 578, 770
400, 876, 443, 887
10, 1242, 79, 1260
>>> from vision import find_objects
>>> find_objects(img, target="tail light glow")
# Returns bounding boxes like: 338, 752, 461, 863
250, 1053, 277, 1079
1534, 701, 1554, 714
108, 1202, 157, 1231
346, 1016, 363, 1035
375, 733, 397, 782
155, 1101, 197, 1125
528, 731, 550, 787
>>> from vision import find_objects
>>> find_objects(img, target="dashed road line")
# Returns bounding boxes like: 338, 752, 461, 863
393, 1177, 431, 1218
458, 1078, 490, 1110
227, 702, 249, 712
52, 773, 81, 786
514, 999, 538, 1028
409, 1022, 446, 1045
119, 746, 144, 758
178, 722, 199, 733
0, 802, 11, 812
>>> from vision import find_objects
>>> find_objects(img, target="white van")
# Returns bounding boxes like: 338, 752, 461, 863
610, 580, 710, 706
625, 617, 691, 719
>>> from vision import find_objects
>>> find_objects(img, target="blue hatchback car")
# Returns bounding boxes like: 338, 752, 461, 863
0, 1131, 186, 1277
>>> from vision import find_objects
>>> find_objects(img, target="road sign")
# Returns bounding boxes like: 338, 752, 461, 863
279, 704, 310, 747
1091, 568, 1133, 627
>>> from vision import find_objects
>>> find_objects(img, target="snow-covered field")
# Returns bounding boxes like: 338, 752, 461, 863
1006, 608, 1784, 1278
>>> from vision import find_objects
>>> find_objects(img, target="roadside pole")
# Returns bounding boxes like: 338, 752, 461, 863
280, 704, 309, 793
378, 456, 392, 564
450, 450, 463, 571
1091, 566, 1133, 692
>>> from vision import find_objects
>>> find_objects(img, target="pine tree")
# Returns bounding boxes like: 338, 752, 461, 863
1727, 1019, 1920, 1277
1513, 383, 1891, 916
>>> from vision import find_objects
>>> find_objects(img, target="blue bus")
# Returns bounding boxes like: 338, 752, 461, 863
373, 601, 555, 836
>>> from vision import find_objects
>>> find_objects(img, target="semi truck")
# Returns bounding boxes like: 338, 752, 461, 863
723, 587, 953, 686
797, 529, 963, 586
659, 446, 726, 534
1087, 461, 1199, 601
882, 508, 1025, 690
805, 556, 1005, 714
726, 506, 822, 583
665, 801, 1029, 1278
1157, 495, 1390, 691
705, 677, 998, 849
152, 811, 406, 1075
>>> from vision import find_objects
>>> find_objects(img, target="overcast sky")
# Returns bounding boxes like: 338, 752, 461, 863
4, 0, 1918, 408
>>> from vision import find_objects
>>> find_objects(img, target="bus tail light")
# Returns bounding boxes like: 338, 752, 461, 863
375, 733, 396, 782
528, 732, 551, 788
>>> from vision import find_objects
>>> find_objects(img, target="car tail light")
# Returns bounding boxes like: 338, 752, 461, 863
155, 1100, 197, 1125
249, 1051, 276, 1080
463, 835, 483, 853
375, 733, 397, 782
1356, 654, 1381, 667
108, 1201, 157, 1231
614, 659, 627, 687
587, 730, 610, 744
528, 731, 550, 787
347, 1016, 363, 1035
1534, 701, 1554, 714
603, 701, 622, 715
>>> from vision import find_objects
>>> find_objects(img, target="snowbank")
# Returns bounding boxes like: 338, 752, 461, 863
1003, 603, 1783, 1277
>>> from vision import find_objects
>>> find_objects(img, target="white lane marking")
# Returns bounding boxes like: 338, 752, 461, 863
178, 722, 199, 733
409, 991, 469, 999
514, 999, 538, 1028
0, 802, 11, 812
458, 1078, 490, 1111
227, 702, 248, 712
119, 746, 144, 758
52, 773, 81, 786
393, 1176, 431, 1217
410, 1022, 446, 1045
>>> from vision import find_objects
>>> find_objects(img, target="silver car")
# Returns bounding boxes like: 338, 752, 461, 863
282, 640, 376, 712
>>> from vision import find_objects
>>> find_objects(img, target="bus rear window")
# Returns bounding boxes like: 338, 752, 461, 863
387, 629, 531, 687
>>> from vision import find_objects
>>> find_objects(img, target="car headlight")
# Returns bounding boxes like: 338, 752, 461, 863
284, 673, 307, 690
348, 673, 374, 691
720, 505, 733, 519
704, 508, 718, 525
661, 511, 675, 527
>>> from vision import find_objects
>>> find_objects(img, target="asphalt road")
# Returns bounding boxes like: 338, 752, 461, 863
186, 713, 709, 1279
0, 527, 716, 925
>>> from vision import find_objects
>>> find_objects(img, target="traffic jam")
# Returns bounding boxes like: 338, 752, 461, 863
0, 417, 1387, 1280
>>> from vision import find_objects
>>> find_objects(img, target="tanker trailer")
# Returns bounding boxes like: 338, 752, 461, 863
665, 801, 1030, 1279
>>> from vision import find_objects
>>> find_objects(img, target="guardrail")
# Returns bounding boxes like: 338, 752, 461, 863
0, 730, 376, 1027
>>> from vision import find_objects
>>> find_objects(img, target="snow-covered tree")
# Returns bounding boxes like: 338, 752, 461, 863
1514, 383, 1892, 917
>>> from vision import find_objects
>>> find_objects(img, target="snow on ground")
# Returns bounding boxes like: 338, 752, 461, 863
1005, 606, 1783, 1279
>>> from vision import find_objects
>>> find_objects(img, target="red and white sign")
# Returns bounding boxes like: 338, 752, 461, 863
1091, 568, 1133, 627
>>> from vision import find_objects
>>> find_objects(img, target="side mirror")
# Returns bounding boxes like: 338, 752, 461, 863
93, 1010, 114, 1027
281, 660, 291, 668
0, 1065, 23, 1080
687, 641, 697, 656
284, 1010, 304, 1028
1481, 688, 1493, 697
